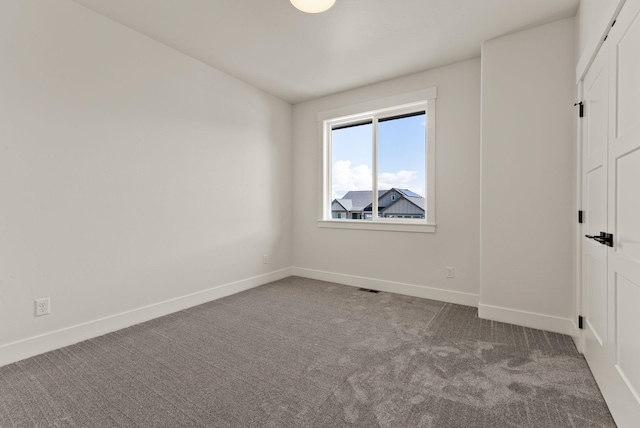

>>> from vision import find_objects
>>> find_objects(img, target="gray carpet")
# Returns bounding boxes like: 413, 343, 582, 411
0, 277, 615, 427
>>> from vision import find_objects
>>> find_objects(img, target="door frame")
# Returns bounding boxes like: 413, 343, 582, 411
574, 80, 583, 352
574, 0, 627, 355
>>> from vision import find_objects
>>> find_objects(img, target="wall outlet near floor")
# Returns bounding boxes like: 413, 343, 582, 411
263, 254, 268, 264
35, 298, 50, 316
446, 267, 454, 279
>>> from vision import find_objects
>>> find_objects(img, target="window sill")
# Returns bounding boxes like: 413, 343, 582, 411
317, 220, 436, 233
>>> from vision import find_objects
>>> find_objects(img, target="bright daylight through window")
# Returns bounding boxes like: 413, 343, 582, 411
319, 88, 436, 233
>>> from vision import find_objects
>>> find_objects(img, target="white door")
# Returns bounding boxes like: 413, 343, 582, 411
581, 1, 640, 426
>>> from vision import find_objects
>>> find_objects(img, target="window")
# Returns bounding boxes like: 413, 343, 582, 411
318, 88, 436, 233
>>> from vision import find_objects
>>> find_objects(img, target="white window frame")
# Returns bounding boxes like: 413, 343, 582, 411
317, 88, 437, 233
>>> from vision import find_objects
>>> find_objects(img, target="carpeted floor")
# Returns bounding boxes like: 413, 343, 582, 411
0, 277, 615, 427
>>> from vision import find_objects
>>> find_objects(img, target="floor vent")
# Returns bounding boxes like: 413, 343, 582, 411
358, 288, 380, 294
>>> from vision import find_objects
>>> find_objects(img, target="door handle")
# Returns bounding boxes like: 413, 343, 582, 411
585, 232, 614, 247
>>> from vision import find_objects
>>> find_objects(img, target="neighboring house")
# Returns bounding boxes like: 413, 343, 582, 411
331, 188, 424, 219
331, 190, 386, 219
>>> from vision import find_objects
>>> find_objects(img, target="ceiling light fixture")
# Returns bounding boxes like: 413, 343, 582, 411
290, 0, 336, 14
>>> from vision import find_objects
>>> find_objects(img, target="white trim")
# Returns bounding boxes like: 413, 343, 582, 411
426, 96, 436, 225
478, 303, 577, 336
0, 268, 292, 367
317, 220, 436, 233
292, 266, 479, 307
576, 0, 626, 83
575, 78, 584, 354
2, 267, 583, 368
373, 114, 379, 221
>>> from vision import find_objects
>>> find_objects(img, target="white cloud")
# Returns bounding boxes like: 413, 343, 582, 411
332, 161, 424, 199
332, 160, 372, 199
379, 170, 423, 196
378, 170, 417, 189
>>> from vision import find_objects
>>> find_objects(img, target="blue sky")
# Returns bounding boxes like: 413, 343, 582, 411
331, 114, 425, 199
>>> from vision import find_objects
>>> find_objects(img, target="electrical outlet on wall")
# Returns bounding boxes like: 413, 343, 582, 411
263, 254, 268, 264
35, 298, 50, 316
446, 267, 454, 279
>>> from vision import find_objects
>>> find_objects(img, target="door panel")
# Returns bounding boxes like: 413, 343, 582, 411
586, 65, 608, 157
616, 148, 640, 262
608, 2, 640, 424
586, 253, 607, 344
586, 165, 607, 237
617, 8, 640, 137
585, 161, 608, 346
581, 1, 640, 426
616, 274, 640, 401
582, 43, 610, 370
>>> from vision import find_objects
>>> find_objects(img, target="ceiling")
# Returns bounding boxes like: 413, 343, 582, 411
71, 0, 580, 104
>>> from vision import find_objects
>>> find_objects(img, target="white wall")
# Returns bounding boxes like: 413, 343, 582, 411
0, 0, 292, 364
575, 0, 625, 82
480, 18, 576, 334
292, 59, 481, 305
576, 0, 621, 62
0, 0, 583, 366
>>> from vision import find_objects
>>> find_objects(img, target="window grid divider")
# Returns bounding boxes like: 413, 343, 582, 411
372, 116, 379, 222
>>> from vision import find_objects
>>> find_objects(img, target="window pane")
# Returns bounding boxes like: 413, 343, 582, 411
331, 122, 373, 221
377, 113, 426, 220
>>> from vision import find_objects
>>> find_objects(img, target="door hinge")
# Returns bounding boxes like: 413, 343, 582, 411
574, 101, 584, 118
578, 316, 584, 329
578, 210, 584, 224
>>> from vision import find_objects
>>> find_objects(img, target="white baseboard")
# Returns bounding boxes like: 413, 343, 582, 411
2, 268, 579, 367
478, 303, 577, 336
0, 268, 292, 367
292, 267, 479, 307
